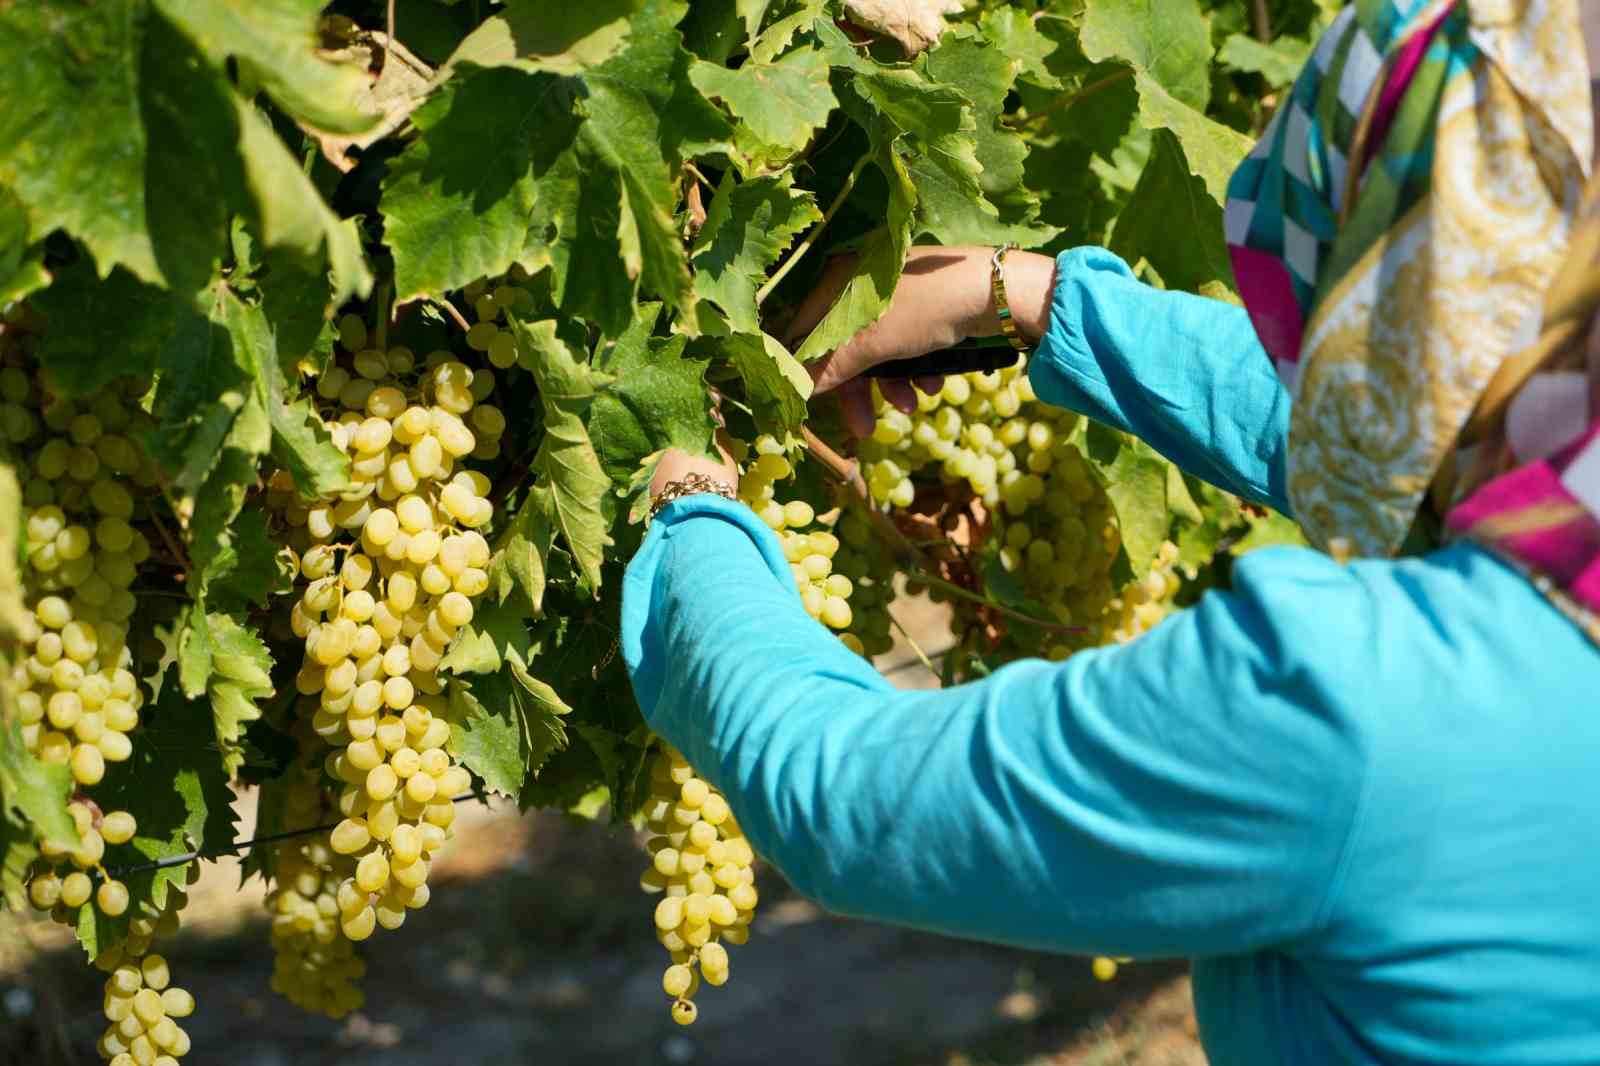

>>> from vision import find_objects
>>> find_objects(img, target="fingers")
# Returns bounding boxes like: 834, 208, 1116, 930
839, 381, 878, 439
878, 378, 917, 415
810, 340, 863, 394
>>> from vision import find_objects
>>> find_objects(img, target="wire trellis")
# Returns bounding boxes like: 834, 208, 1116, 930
99, 790, 493, 879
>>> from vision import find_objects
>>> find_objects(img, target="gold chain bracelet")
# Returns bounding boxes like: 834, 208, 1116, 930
648, 471, 738, 522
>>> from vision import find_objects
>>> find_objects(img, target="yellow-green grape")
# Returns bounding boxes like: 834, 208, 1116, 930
640, 745, 758, 1025
1092, 956, 1132, 981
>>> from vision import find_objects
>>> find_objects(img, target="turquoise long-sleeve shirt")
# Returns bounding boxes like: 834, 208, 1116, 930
622, 248, 1600, 1065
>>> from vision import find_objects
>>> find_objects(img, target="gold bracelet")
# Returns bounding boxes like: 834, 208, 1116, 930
648, 472, 738, 521
991, 242, 1031, 354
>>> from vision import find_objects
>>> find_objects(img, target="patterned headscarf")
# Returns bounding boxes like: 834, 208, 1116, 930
1225, 0, 1600, 636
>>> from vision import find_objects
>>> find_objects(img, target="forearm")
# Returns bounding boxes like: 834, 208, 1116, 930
623, 497, 1357, 956
1029, 248, 1292, 513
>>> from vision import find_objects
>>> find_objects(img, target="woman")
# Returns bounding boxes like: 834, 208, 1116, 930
625, 1, 1600, 1061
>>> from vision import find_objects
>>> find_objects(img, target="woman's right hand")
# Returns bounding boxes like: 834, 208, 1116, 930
785, 245, 1056, 437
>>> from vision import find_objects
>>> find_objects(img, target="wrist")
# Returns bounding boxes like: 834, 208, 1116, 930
968, 249, 1056, 345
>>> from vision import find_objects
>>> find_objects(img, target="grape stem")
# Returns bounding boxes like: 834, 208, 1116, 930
373, 279, 393, 352
435, 298, 473, 333
148, 508, 192, 574
908, 570, 1083, 634
802, 426, 916, 558
1015, 68, 1133, 129
886, 607, 943, 682
756, 150, 872, 306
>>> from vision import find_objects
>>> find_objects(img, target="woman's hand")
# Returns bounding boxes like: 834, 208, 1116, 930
785, 245, 1057, 436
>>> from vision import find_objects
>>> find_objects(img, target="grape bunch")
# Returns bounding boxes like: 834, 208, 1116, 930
455, 268, 540, 386
264, 747, 369, 1019
26, 799, 133, 920
263, 326, 491, 1009
2, 362, 156, 791
859, 362, 1187, 653
858, 361, 1036, 508
98, 953, 195, 1065
640, 745, 758, 1026
830, 506, 898, 659
734, 436, 859, 643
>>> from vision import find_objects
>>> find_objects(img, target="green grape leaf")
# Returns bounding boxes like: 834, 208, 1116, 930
151, 0, 376, 134
31, 266, 179, 398
179, 610, 275, 779
793, 137, 916, 363
382, 66, 579, 303
576, 83, 697, 330
0, 3, 367, 297
189, 445, 264, 600
583, 1, 736, 166
720, 331, 813, 435
77, 687, 237, 961
1080, 421, 1171, 579
514, 317, 614, 591
0, 0, 158, 285
0, 821, 40, 912
234, 97, 372, 304
204, 508, 286, 612
851, 67, 982, 200
489, 485, 554, 618
448, 0, 645, 75
1232, 507, 1309, 554
978, 7, 1061, 88
1111, 129, 1234, 292
0, 718, 77, 852
688, 47, 837, 152
0, 187, 48, 308
268, 398, 350, 498
1217, 33, 1312, 89
443, 606, 571, 801
589, 318, 716, 486
142, 283, 274, 497
257, 248, 339, 378
1130, 72, 1253, 201
446, 674, 531, 797
911, 25, 1058, 246
750, 0, 828, 63
1080, 0, 1213, 111
0, 464, 27, 642
692, 172, 820, 334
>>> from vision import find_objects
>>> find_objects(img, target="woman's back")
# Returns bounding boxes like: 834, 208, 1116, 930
1190, 543, 1600, 1064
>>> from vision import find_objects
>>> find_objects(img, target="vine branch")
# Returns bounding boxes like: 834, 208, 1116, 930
1251, 0, 1273, 42
757, 150, 873, 306
1015, 67, 1133, 129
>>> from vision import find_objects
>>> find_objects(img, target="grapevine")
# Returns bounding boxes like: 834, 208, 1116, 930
0, 0, 1316, 1053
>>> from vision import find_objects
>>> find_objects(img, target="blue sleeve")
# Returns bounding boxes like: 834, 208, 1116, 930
623, 494, 1369, 957
1032, 247, 1293, 513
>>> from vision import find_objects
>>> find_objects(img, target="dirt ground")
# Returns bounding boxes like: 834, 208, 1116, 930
0, 590, 1208, 1066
